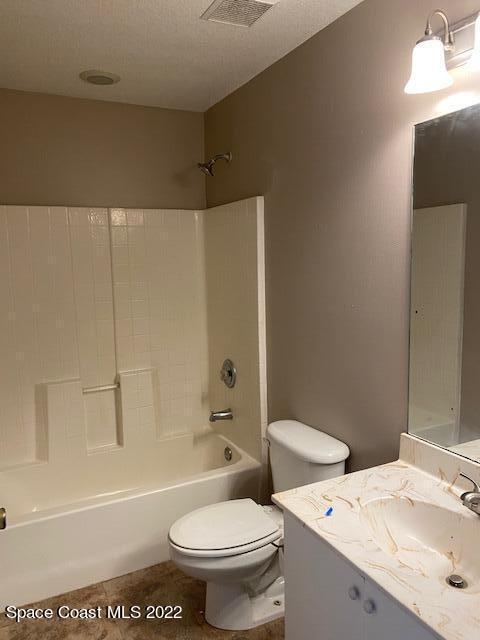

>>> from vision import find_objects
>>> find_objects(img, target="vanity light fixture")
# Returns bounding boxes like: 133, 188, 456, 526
405, 9, 480, 94
466, 12, 480, 70
404, 10, 454, 94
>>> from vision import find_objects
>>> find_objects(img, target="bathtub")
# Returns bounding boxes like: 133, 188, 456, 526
0, 430, 260, 611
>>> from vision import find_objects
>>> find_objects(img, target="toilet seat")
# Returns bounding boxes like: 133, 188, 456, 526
168, 499, 281, 558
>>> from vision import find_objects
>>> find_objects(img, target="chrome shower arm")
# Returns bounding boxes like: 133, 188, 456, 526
212, 152, 232, 163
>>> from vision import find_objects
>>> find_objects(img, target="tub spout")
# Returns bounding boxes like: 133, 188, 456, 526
0, 507, 6, 530
210, 409, 233, 422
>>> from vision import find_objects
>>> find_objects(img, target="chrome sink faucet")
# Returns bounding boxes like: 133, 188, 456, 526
458, 473, 480, 515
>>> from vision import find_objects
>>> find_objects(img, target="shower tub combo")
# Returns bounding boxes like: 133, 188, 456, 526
0, 199, 266, 610
0, 197, 267, 611
0, 430, 260, 610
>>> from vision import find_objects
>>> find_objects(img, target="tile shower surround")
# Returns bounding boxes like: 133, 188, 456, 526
0, 199, 265, 471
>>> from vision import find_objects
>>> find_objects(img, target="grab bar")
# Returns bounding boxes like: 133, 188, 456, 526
0, 507, 6, 530
82, 383, 120, 395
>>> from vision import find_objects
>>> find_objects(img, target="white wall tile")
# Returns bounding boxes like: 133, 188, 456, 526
68, 207, 118, 451
203, 198, 266, 463
111, 208, 210, 438
0, 199, 266, 478
0, 206, 80, 468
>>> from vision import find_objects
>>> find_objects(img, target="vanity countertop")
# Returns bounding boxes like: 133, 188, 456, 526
273, 434, 480, 640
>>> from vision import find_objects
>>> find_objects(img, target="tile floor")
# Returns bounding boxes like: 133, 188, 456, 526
0, 562, 284, 640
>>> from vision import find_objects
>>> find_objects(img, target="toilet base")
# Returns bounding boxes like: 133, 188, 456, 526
205, 576, 285, 631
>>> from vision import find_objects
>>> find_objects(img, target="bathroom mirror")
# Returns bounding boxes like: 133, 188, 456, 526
409, 103, 480, 463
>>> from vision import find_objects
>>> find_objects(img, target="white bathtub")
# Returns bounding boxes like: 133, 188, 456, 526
0, 431, 260, 611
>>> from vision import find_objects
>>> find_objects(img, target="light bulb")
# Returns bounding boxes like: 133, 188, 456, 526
405, 38, 453, 94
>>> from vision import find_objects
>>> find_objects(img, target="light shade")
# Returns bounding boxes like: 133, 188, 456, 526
404, 38, 453, 94
466, 13, 480, 71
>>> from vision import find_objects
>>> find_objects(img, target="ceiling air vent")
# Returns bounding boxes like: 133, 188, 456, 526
201, 0, 279, 28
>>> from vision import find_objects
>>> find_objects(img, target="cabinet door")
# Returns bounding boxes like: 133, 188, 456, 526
363, 578, 438, 640
284, 513, 364, 640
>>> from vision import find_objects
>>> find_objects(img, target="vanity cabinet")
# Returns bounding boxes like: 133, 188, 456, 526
284, 513, 438, 640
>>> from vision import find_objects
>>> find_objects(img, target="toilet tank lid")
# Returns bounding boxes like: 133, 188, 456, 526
267, 420, 350, 464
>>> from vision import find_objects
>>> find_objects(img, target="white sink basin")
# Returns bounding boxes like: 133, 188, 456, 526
360, 496, 480, 591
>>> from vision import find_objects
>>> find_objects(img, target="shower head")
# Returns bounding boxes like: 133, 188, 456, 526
199, 162, 215, 177
198, 152, 232, 177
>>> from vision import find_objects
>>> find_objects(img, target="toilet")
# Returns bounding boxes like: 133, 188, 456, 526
168, 420, 349, 631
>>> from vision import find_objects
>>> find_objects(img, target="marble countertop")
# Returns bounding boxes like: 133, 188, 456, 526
273, 434, 480, 640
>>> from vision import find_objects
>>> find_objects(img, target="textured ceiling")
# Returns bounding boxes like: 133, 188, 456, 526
0, 0, 363, 112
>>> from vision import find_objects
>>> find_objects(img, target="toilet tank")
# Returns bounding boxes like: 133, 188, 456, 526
267, 420, 350, 492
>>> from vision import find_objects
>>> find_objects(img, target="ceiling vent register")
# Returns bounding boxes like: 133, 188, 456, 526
201, 0, 279, 28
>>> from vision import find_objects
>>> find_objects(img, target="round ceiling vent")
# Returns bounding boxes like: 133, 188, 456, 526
79, 70, 120, 86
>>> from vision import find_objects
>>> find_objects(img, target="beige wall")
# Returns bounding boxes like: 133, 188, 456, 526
205, 0, 480, 471
0, 88, 205, 210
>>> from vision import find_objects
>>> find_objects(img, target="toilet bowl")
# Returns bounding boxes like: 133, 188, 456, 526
169, 499, 284, 630
168, 420, 349, 630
